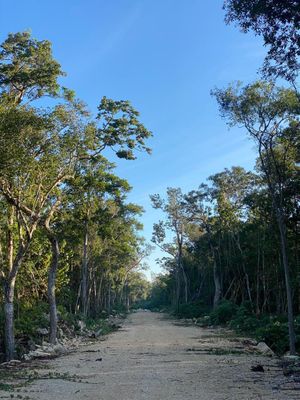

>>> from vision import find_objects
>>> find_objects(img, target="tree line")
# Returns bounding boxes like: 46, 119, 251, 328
0, 32, 151, 361
149, 0, 300, 355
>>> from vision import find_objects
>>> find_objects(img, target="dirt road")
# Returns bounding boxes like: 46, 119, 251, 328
1, 311, 296, 399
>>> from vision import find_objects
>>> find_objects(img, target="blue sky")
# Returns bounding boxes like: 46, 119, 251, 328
0, 0, 266, 278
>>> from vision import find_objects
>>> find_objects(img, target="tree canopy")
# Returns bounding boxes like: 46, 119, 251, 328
224, 0, 300, 81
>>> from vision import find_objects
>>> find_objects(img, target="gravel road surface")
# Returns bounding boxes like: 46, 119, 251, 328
1, 311, 296, 400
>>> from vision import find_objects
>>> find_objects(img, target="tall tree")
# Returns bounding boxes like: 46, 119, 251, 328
184, 185, 222, 308
213, 81, 300, 354
223, 0, 300, 81
151, 188, 189, 308
0, 32, 65, 360
0, 31, 152, 359
209, 167, 256, 307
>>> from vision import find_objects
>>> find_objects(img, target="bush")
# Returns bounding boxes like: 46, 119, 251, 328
111, 304, 128, 314
255, 320, 289, 354
175, 300, 209, 319
209, 301, 238, 325
15, 302, 49, 337
254, 316, 300, 355
85, 318, 117, 335
229, 309, 300, 355
229, 304, 261, 332
192, 299, 300, 355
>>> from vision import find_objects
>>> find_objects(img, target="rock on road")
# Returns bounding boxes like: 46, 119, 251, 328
8, 311, 295, 399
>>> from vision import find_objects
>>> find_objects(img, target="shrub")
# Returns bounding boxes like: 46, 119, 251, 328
15, 302, 49, 337
255, 316, 300, 355
175, 300, 209, 319
209, 301, 238, 325
229, 304, 261, 332
255, 320, 289, 354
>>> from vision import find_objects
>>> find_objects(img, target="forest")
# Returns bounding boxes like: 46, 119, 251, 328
0, 0, 299, 375
147, 0, 300, 357
0, 31, 152, 362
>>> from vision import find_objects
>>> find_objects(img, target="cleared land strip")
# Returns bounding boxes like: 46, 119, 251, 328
0, 311, 298, 400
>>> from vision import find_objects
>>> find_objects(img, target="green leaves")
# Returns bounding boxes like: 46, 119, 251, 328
0, 31, 64, 103
212, 81, 300, 145
96, 96, 152, 160
224, 0, 300, 81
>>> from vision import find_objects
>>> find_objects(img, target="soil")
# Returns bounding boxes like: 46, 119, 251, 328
0, 311, 298, 399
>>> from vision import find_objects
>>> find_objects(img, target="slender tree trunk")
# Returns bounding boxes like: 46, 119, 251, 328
224, 277, 235, 299
258, 144, 296, 354
235, 234, 253, 307
4, 204, 35, 360
43, 202, 61, 345
75, 282, 81, 314
47, 234, 59, 344
256, 234, 261, 315
96, 275, 103, 314
4, 242, 29, 360
107, 281, 111, 314
206, 225, 221, 308
213, 255, 222, 308
178, 250, 188, 303
82, 220, 89, 317
4, 207, 15, 361
276, 209, 296, 354
124, 281, 130, 312
209, 240, 221, 308
256, 269, 260, 315
175, 267, 180, 311
4, 279, 16, 361
262, 244, 267, 313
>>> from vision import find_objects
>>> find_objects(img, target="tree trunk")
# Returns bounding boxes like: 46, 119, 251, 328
258, 142, 296, 355
124, 282, 130, 312
256, 236, 261, 315
235, 234, 253, 307
43, 202, 61, 345
82, 220, 89, 317
4, 241, 30, 360
75, 282, 81, 314
209, 240, 221, 308
178, 250, 188, 304
206, 225, 221, 308
96, 275, 103, 314
126, 294, 130, 312
276, 209, 296, 355
107, 281, 111, 314
224, 277, 235, 299
175, 267, 180, 312
47, 233, 59, 345
213, 255, 222, 308
4, 279, 16, 361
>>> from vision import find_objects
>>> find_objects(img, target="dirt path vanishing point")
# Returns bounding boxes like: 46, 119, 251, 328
1, 311, 298, 400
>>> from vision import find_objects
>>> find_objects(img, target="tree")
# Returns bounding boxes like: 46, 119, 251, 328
65, 160, 137, 316
0, 32, 66, 360
184, 185, 222, 308
213, 80, 300, 354
151, 188, 189, 308
0, 31, 152, 360
208, 167, 256, 307
223, 0, 300, 81
0, 31, 64, 104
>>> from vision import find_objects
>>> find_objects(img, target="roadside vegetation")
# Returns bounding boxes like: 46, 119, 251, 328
147, 0, 300, 358
0, 0, 299, 372
0, 31, 150, 362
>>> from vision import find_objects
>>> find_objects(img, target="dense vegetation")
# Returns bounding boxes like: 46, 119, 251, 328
0, 0, 299, 364
148, 0, 300, 356
0, 32, 150, 361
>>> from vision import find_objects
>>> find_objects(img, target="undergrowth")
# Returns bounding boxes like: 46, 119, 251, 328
164, 299, 300, 355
